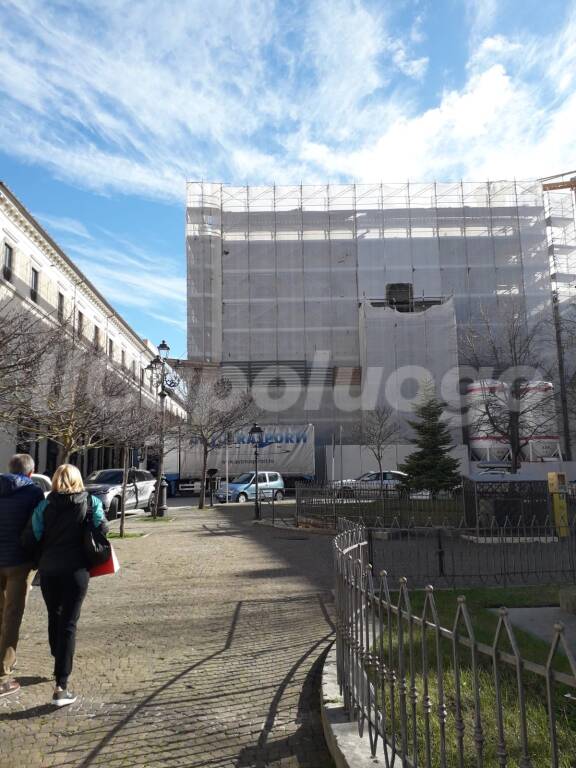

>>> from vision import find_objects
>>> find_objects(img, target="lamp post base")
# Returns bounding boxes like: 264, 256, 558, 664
158, 476, 168, 518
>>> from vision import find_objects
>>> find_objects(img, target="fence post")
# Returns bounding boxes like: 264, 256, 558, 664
367, 527, 374, 568
296, 485, 300, 527
436, 527, 445, 578
332, 486, 338, 530
332, 485, 337, 529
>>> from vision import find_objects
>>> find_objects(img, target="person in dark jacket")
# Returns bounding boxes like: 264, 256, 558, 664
0, 453, 44, 698
32, 463, 107, 707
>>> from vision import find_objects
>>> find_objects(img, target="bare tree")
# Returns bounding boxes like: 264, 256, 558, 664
551, 301, 576, 452
105, 395, 162, 536
13, 332, 131, 464
460, 302, 558, 472
0, 296, 57, 423
354, 406, 399, 491
181, 370, 257, 509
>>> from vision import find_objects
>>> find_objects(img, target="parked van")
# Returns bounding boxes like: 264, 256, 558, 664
215, 471, 285, 503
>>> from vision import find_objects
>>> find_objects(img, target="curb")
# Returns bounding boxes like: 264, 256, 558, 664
321, 643, 389, 768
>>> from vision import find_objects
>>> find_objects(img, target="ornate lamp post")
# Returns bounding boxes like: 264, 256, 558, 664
146, 339, 174, 517
249, 423, 263, 520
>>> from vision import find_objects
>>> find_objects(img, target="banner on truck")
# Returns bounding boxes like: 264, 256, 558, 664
177, 424, 315, 477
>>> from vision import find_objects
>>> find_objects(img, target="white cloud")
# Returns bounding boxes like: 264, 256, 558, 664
0, 0, 574, 193
34, 213, 92, 239
53, 227, 187, 339
465, 0, 499, 41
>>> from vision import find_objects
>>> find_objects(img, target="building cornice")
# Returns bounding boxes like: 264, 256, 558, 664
0, 181, 153, 357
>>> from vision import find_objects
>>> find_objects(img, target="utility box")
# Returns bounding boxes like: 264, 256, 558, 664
548, 471, 567, 494
548, 472, 569, 537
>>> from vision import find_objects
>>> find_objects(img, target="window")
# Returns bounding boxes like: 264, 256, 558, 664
131, 359, 136, 379
94, 325, 100, 349
108, 338, 114, 358
268, 473, 279, 482
57, 292, 65, 323
86, 470, 123, 484
121, 349, 126, 368
30, 267, 39, 302
257, 473, 267, 484
3, 243, 13, 281
77, 310, 84, 337
386, 282, 413, 312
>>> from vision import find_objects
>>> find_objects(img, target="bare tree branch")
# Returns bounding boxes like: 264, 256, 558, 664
179, 368, 257, 509
354, 406, 398, 490
460, 301, 558, 472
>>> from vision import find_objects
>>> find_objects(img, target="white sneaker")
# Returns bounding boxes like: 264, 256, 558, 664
52, 689, 77, 707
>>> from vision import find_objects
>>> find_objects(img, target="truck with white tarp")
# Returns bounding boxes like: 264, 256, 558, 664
162, 424, 315, 495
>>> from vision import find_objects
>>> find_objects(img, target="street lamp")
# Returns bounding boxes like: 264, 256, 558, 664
249, 423, 263, 520
146, 339, 171, 517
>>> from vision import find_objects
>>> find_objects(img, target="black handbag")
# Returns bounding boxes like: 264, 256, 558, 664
83, 495, 111, 567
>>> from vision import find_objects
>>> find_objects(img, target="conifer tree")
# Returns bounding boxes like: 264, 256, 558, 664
399, 384, 461, 494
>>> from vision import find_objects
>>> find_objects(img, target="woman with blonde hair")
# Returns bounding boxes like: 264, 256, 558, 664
31, 463, 107, 706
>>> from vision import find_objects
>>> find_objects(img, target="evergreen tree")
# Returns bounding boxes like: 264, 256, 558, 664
399, 384, 461, 494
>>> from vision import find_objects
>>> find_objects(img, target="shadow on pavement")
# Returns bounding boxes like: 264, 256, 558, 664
0, 702, 58, 720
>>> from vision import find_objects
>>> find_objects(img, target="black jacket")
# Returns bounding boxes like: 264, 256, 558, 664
38, 491, 108, 573
0, 474, 44, 567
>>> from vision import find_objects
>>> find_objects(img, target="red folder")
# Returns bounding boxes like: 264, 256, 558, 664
89, 546, 120, 578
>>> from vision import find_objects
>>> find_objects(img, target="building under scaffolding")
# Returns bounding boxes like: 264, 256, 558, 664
186, 181, 560, 478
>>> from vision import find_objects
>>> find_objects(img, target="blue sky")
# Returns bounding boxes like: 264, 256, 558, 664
1, 0, 575, 356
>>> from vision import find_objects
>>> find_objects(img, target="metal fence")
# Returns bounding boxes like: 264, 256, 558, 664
297, 479, 576, 531
334, 520, 576, 767
367, 518, 576, 587
462, 478, 553, 526
296, 484, 465, 529
256, 493, 297, 527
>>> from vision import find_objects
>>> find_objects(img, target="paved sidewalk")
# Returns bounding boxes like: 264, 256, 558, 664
0, 505, 336, 768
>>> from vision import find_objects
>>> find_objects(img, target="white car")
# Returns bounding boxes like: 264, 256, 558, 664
333, 471, 407, 496
85, 468, 156, 519
31, 473, 51, 497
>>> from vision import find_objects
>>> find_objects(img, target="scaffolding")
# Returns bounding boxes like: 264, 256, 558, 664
186, 181, 555, 448
187, 180, 551, 359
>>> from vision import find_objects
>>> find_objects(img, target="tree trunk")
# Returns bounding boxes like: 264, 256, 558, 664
510, 409, 521, 474
57, 445, 71, 465
377, 456, 383, 501
198, 444, 208, 510
120, 445, 129, 538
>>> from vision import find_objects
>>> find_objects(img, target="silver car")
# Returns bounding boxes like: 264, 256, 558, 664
85, 468, 156, 519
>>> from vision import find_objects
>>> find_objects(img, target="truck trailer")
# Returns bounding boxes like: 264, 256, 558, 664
162, 424, 315, 496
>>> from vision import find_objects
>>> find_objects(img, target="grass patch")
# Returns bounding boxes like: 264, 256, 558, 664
367, 585, 576, 766
402, 585, 562, 666
138, 515, 174, 523
108, 531, 144, 539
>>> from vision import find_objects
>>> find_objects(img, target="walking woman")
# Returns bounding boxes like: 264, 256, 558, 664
31, 464, 107, 706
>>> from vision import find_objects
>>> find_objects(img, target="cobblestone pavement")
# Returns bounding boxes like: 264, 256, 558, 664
0, 504, 336, 768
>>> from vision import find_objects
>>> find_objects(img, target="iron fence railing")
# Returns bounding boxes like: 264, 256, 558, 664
366, 518, 576, 588
256, 492, 297, 527
334, 519, 576, 767
462, 478, 553, 526
296, 484, 465, 529
297, 480, 576, 531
